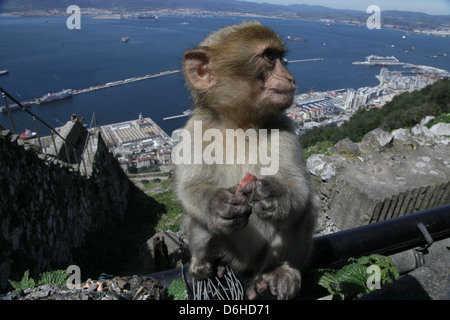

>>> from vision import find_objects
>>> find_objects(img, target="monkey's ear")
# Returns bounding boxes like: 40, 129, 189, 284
183, 49, 215, 91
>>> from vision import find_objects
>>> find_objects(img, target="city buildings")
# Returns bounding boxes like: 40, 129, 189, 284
287, 59, 449, 134
100, 113, 173, 173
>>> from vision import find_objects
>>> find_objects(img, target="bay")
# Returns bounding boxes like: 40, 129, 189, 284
0, 15, 449, 136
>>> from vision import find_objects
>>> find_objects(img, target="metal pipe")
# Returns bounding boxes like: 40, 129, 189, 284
310, 204, 450, 269
33, 116, 43, 151
2, 92, 16, 134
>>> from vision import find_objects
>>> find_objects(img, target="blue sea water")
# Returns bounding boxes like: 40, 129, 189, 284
0, 15, 449, 136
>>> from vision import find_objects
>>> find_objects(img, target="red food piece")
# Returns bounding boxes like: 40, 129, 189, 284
235, 173, 258, 195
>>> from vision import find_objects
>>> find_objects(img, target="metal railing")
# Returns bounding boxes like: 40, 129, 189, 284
1, 87, 98, 175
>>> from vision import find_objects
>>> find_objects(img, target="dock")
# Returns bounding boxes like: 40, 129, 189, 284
2, 69, 181, 109
288, 58, 324, 63
163, 109, 192, 121
72, 70, 181, 95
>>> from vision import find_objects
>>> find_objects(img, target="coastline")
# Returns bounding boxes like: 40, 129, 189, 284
1, 8, 449, 37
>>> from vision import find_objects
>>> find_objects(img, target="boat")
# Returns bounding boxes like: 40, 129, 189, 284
121, 36, 129, 43
0, 70, 8, 76
286, 36, 307, 42
18, 129, 37, 140
37, 89, 73, 104
137, 14, 157, 19
352, 55, 403, 66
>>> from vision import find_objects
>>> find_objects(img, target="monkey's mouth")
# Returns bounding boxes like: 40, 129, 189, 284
270, 88, 295, 95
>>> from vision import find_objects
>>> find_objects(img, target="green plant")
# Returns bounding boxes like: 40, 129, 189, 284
149, 179, 184, 233
37, 270, 70, 286
425, 113, 450, 128
166, 277, 188, 300
9, 270, 36, 290
9, 269, 70, 290
315, 254, 399, 300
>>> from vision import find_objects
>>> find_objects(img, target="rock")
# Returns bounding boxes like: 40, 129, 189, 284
139, 231, 190, 273
307, 154, 336, 181
392, 128, 420, 152
411, 124, 435, 139
420, 116, 435, 126
2, 275, 164, 300
309, 125, 450, 234
392, 128, 411, 140
429, 123, 450, 136
332, 138, 360, 157
360, 128, 393, 152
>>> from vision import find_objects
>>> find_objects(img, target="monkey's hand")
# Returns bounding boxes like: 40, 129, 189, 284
209, 188, 252, 234
242, 178, 289, 221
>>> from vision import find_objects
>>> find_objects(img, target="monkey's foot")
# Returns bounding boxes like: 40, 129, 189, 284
189, 256, 228, 279
189, 256, 214, 279
247, 264, 302, 300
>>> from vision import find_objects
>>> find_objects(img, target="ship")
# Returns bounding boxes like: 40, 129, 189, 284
37, 89, 73, 104
352, 55, 403, 66
137, 14, 157, 19
121, 36, 129, 43
286, 36, 307, 42
0, 69, 8, 76
0, 103, 31, 113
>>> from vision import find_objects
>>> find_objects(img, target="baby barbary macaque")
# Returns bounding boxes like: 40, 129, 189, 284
174, 21, 317, 300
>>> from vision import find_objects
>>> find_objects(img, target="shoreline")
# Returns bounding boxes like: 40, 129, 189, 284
1, 10, 449, 37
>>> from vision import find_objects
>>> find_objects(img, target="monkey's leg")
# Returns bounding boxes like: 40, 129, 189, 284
187, 220, 228, 279
247, 263, 302, 300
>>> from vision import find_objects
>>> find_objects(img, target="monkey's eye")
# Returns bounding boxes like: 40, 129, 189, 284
262, 49, 278, 64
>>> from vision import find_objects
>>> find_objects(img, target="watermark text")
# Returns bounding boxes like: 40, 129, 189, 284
172, 121, 279, 176
366, 5, 381, 29
66, 5, 81, 30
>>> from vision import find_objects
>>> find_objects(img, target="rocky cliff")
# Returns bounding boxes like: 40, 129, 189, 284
307, 121, 450, 234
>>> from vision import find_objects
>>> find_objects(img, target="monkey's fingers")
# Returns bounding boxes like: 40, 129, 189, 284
215, 202, 251, 218
216, 214, 250, 233
226, 194, 251, 206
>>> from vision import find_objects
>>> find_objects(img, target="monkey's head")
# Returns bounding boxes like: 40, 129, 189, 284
183, 21, 296, 128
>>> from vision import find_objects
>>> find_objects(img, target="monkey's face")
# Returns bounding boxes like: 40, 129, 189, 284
255, 46, 296, 111
184, 22, 296, 125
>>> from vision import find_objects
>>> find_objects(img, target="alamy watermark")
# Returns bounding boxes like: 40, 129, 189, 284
66, 5, 81, 30
172, 121, 280, 176
367, 5, 381, 29
366, 265, 381, 290
66, 265, 81, 289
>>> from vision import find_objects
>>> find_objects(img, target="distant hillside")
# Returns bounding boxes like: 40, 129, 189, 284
1, 0, 449, 29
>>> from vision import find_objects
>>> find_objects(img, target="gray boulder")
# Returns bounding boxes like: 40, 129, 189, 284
430, 123, 450, 136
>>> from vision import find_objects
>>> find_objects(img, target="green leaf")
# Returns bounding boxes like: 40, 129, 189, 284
166, 277, 188, 300
37, 270, 69, 286
9, 270, 36, 290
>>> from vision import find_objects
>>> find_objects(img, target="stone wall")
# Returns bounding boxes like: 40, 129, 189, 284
308, 125, 450, 234
0, 120, 131, 292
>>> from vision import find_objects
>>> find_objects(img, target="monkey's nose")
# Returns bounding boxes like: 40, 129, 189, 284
286, 75, 295, 85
